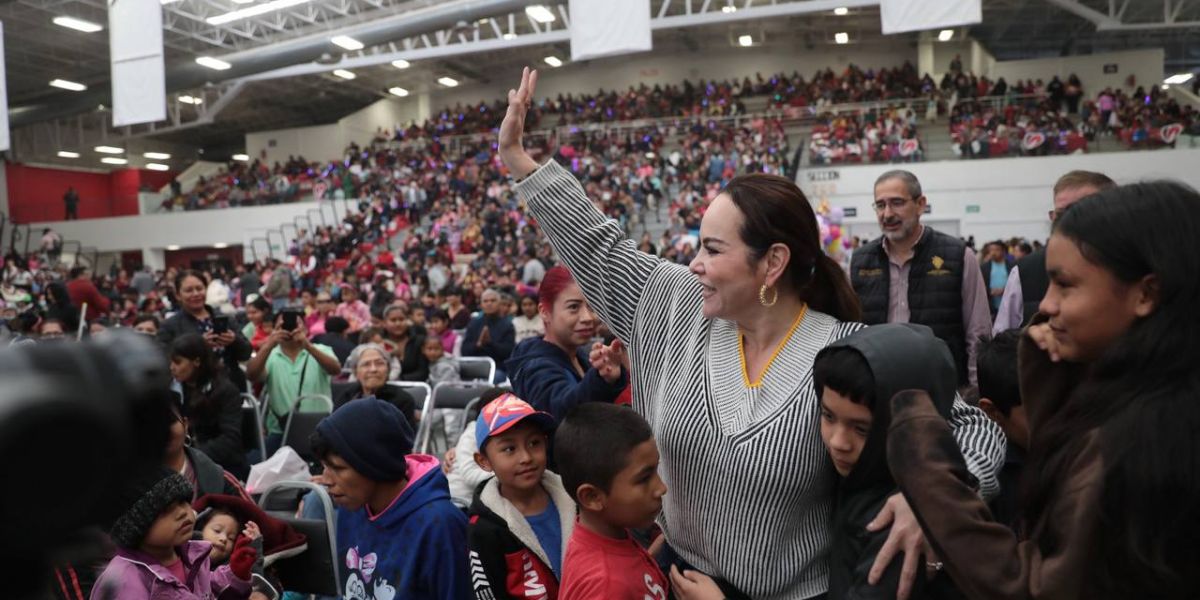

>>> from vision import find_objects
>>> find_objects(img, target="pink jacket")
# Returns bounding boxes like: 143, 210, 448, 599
90, 541, 250, 600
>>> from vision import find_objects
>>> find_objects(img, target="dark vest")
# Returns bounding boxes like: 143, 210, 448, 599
851, 227, 969, 385
1016, 248, 1048, 327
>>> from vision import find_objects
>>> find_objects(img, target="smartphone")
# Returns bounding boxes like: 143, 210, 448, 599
281, 310, 301, 332
212, 314, 231, 334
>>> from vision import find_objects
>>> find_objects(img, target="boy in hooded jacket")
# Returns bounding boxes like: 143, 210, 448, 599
812, 323, 963, 600
310, 398, 470, 600
467, 393, 576, 600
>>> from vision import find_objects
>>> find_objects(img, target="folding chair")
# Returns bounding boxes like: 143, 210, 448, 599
388, 381, 432, 414
457, 356, 496, 383
239, 393, 266, 465
416, 381, 492, 455
282, 393, 333, 464
330, 381, 358, 405
257, 481, 341, 597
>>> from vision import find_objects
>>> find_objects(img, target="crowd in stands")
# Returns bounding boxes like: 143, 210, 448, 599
6, 63, 1200, 600
809, 107, 924, 164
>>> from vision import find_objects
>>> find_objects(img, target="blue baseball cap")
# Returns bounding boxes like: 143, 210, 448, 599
475, 393, 556, 450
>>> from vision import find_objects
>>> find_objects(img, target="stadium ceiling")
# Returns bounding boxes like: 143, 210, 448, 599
3, 0, 1197, 160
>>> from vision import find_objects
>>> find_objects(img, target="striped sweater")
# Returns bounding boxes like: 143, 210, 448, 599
516, 160, 1004, 600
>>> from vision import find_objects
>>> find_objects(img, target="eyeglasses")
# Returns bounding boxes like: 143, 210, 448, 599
873, 196, 912, 212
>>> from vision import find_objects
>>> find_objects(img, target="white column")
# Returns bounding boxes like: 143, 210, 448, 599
918, 37, 935, 79
142, 247, 165, 272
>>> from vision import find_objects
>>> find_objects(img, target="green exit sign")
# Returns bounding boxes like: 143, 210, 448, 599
966, 205, 981, 214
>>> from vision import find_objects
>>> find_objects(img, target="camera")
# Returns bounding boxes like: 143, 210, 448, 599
0, 330, 172, 598
281, 309, 303, 332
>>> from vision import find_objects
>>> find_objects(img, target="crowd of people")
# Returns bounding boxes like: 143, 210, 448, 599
808, 108, 924, 164
6, 65, 1200, 600
949, 96, 1089, 158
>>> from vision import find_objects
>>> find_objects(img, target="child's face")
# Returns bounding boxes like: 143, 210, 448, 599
819, 389, 872, 477
1039, 233, 1154, 362
143, 501, 196, 551
474, 421, 549, 493
201, 513, 239, 562
430, 317, 448, 334
422, 338, 444, 362
595, 439, 666, 530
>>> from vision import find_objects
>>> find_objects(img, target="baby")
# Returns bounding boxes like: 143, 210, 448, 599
197, 507, 274, 600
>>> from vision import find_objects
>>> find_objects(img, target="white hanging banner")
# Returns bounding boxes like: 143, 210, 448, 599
0, 22, 10, 152
569, 0, 652, 62
880, 0, 982, 34
109, 0, 166, 126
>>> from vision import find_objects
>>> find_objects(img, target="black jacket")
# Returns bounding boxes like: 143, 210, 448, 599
182, 376, 247, 477
334, 383, 418, 430
851, 228, 970, 385
505, 337, 627, 421
159, 306, 253, 392
818, 324, 962, 600
462, 314, 515, 366
467, 472, 576, 600
385, 334, 430, 382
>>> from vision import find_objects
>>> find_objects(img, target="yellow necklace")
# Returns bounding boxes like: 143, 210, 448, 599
738, 305, 809, 388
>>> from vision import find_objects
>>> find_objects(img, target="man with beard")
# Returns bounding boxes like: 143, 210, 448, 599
850, 170, 991, 387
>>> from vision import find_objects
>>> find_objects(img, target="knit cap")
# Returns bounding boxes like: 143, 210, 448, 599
109, 466, 194, 549
315, 397, 414, 482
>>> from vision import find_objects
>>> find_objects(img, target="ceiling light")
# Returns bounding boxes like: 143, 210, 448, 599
231, 0, 256, 4
144, 152, 171, 160
57, 151, 81, 159
392, 59, 411, 69
331, 35, 364, 51
833, 6, 848, 15
722, 5, 737, 13
52, 16, 103, 33
146, 163, 170, 171
166, 245, 181, 251
195, 56, 232, 70
1161, 84, 1170, 90
94, 145, 124, 154
938, 29, 954, 41
160, 0, 181, 4
332, 69, 356, 80
1164, 72, 1195, 85
206, 0, 313, 25
213, 243, 229, 249
502, 33, 516, 40
50, 79, 87, 92
389, 86, 409, 97
738, 35, 753, 47
178, 95, 203, 105
438, 76, 459, 87
101, 157, 128, 165
543, 56, 563, 67
834, 31, 850, 44
525, 5, 556, 23
232, 154, 250, 161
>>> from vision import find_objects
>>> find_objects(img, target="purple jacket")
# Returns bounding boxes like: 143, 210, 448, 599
90, 541, 250, 600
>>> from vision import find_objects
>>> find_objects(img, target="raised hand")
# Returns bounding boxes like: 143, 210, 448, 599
498, 67, 541, 179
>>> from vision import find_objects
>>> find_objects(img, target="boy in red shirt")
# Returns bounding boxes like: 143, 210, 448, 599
553, 403, 669, 599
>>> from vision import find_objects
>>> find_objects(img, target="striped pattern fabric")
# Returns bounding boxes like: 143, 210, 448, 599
517, 161, 1004, 600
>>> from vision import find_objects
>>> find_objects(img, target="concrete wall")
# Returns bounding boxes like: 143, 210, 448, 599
988, 48, 1164, 93
246, 123, 346, 167
798, 146, 1200, 244
339, 96, 425, 145
26, 199, 344, 256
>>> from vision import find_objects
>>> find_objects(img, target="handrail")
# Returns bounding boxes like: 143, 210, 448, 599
308, 207, 327, 228
265, 230, 284, 260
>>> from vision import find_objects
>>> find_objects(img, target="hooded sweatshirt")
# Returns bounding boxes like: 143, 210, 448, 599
335, 454, 471, 600
504, 337, 627, 421
467, 472, 577, 600
817, 324, 961, 600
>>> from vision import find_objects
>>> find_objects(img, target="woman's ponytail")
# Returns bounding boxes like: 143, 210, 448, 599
804, 254, 862, 322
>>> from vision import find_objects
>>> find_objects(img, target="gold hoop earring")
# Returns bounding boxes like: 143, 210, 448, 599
759, 284, 778, 307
